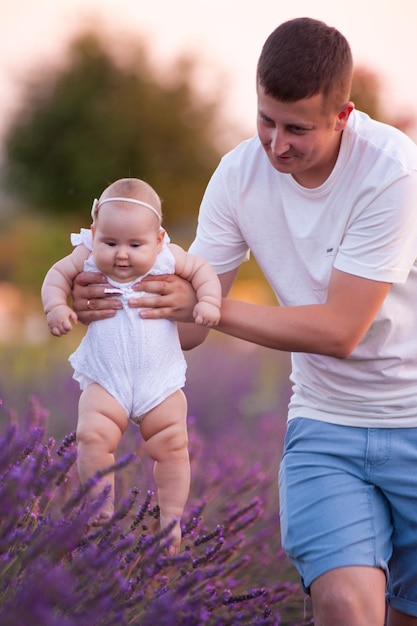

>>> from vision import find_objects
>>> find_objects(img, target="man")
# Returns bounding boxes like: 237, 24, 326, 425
73, 18, 417, 625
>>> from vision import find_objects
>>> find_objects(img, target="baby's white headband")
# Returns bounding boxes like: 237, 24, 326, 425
91, 196, 162, 222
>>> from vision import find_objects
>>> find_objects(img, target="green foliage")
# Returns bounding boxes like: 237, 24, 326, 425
351, 66, 415, 135
2, 31, 226, 229
0, 213, 72, 298
350, 67, 381, 121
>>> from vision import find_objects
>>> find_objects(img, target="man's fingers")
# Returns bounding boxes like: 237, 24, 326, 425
133, 280, 172, 295
73, 271, 107, 287
78, 285, 114, 301
139, 306, 175, 320
129, 274, 197, 323
129, 295, 163, 309
73, 293, 122, 313
133, 273, 179, 294
81, 309, 117, 322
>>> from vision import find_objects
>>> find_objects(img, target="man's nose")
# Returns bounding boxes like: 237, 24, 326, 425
270, 129, 290, 155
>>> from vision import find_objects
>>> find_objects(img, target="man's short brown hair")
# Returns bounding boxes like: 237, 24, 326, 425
257, 17, 353, 110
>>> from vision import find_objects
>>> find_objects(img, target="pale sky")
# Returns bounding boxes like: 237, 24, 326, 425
1, 0, 416, 143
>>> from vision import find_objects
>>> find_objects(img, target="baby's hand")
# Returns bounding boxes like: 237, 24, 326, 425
46, 305, 78, 337
193, 302, 220, 327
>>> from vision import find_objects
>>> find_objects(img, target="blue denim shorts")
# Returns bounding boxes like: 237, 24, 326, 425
279, 417, 417, 617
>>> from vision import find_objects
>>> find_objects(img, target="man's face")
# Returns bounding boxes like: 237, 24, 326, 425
257, 85, 351, 188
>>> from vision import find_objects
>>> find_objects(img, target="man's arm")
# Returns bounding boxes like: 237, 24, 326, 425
71, 263, 389, 358
217, 268, 392, 358
136, 267, 390, 356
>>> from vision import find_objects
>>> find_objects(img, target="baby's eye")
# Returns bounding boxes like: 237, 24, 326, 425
130, 243, 141, 248
106, 241, 117, 247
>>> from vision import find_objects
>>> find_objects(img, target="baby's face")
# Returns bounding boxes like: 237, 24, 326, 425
92, 201, 163, 283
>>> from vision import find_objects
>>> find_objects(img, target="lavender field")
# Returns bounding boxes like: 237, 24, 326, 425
0, 334, 314, 625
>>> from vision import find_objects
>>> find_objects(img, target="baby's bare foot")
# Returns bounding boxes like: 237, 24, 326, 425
89, 497, 114, 526
160, 516, 182, 554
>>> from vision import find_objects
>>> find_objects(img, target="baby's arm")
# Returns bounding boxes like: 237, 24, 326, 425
169, 243, 221, 327
41, 245, 90, 336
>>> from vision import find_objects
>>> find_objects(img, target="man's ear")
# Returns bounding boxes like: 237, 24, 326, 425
336, 101, 354, 130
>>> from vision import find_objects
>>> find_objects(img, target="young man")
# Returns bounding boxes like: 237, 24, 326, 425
72, 18, 417, 626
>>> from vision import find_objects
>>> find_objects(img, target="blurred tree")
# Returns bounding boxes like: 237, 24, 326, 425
1, 47, 415, 300
1, 31, 228, 231
350, 67, 381, 121
351, 66, 415, 136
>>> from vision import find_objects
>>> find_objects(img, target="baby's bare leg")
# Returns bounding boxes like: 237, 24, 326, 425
140, 390, 190, 554
76, 383, 128, 525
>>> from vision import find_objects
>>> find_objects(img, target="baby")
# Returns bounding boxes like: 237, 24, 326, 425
41, 177, 221, 553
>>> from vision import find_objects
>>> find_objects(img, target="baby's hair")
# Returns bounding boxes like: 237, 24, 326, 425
91, 178, 162, 224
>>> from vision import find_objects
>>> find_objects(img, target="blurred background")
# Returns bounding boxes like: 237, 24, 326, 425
0, 5, 414, 616
0, 0, 415, 426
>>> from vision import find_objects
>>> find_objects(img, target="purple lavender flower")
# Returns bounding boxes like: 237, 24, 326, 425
0, 340, 314, 624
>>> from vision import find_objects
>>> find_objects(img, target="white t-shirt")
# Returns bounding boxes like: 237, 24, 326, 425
189, 110, 417, 427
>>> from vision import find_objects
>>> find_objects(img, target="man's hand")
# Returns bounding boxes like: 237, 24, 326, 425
72, 271, 122, 324
130, 274, 197, 323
